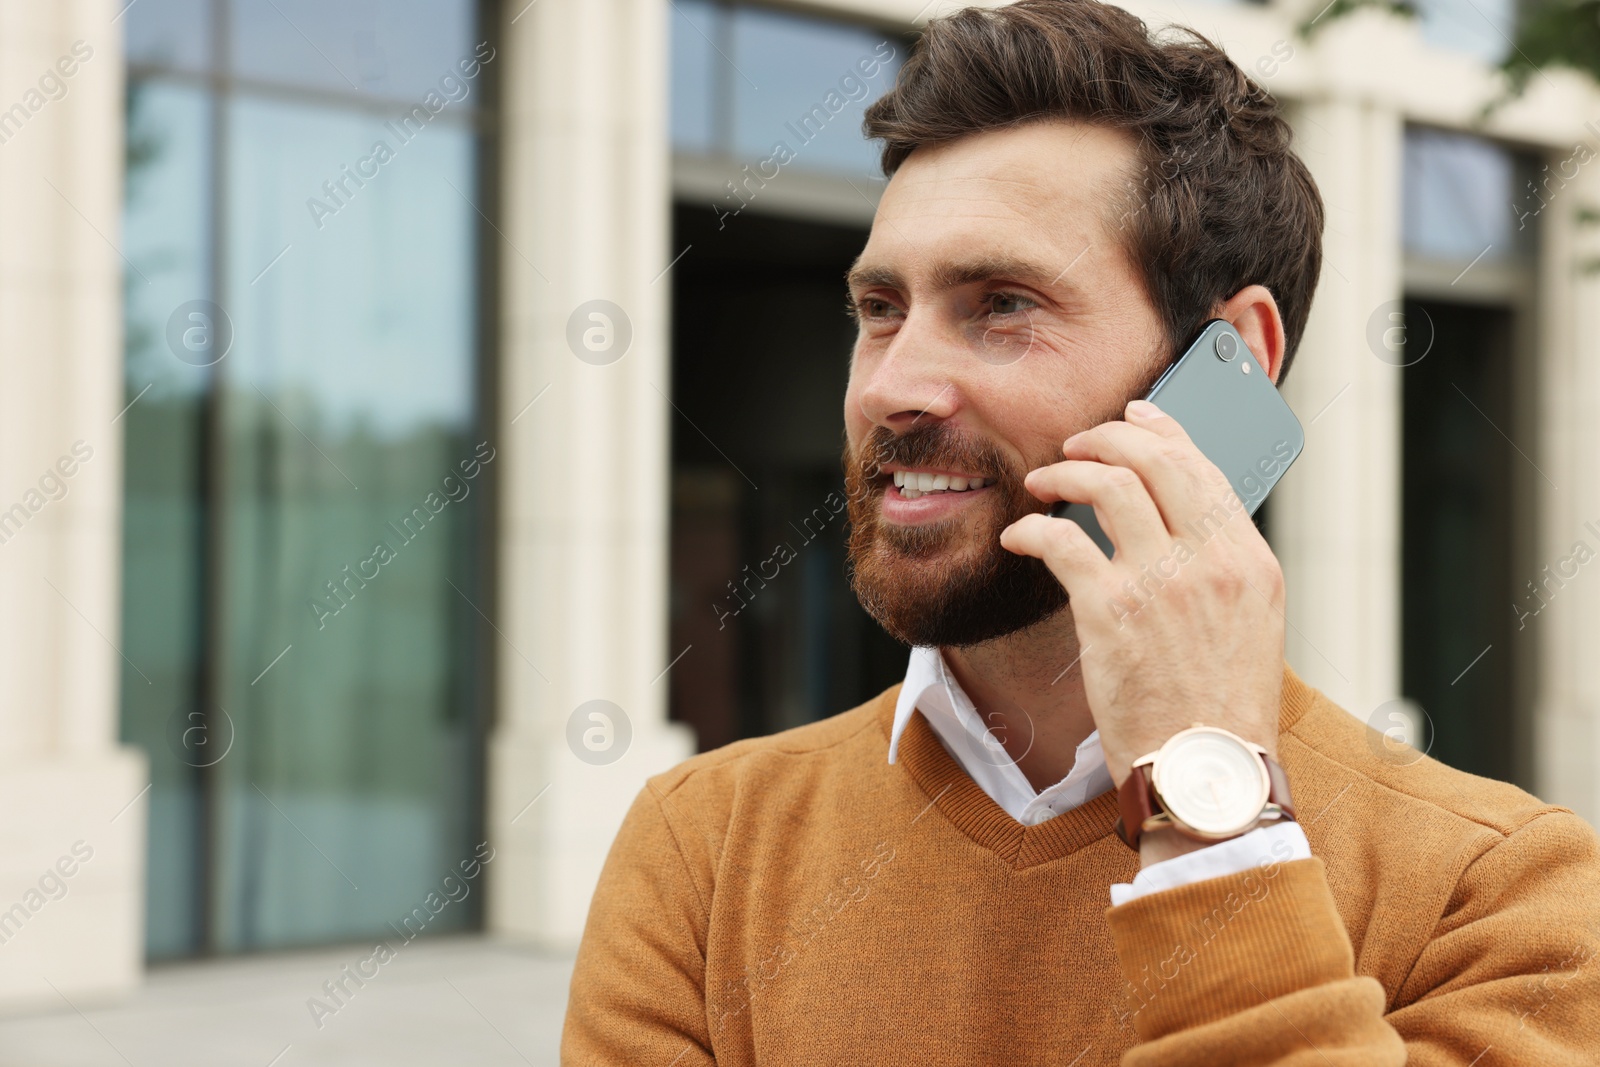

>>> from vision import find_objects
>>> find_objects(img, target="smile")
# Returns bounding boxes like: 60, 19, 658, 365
887, 468, 996, 500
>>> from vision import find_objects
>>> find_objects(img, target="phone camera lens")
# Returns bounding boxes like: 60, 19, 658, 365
1214, 332, 1238, 361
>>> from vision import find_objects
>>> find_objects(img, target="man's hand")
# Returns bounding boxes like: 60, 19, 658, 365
998, 398, 1286, 789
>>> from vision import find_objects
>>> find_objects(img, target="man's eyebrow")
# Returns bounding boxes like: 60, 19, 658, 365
844, 262, 900, 293
845, 254, 1076, 294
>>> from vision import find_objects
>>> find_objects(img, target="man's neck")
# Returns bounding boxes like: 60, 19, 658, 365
939, 611, 1101, 794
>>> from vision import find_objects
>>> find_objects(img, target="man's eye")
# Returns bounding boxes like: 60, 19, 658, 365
987, 292, 1036, 317
854, 297, 900, 320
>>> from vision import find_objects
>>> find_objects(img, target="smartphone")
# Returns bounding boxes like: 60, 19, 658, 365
1048, 319, 1305, 557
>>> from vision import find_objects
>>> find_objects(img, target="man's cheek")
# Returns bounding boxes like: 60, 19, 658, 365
842, 388, 874, 446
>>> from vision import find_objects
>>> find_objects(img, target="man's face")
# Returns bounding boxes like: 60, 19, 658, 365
842, 119, 1170, 648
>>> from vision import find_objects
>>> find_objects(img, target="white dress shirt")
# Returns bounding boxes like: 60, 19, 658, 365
888, 645, 1311, 904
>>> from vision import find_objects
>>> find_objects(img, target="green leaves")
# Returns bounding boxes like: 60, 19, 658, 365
1502, 0, 1600, 95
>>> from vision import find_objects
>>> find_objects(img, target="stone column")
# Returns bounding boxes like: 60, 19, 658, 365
1274, 91, 1406, 725
1529, 154, 1600, 822
0, 0, 147, 1007
488, 0, 695, 947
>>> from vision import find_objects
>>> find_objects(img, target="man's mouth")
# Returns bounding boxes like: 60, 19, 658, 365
886, 467, 996, 500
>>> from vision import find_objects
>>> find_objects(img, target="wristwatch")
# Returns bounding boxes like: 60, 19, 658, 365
1114, 724, 1296, 850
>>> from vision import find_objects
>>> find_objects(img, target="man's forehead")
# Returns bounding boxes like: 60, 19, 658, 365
888, 120, 1135, 204
849, 120, 1139, 291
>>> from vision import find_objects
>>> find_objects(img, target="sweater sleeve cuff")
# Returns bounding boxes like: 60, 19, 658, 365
1106, 857, 1355, 1042
1109, 822, 1311, 906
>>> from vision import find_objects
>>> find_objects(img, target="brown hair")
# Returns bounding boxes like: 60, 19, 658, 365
862, 0, 1324, 383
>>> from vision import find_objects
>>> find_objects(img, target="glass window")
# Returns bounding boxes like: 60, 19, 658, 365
121, 79, 213, 960
671, 1, 904, 177
224, 96, 476, 433
1402, 126, 1537, 263
670, 0, 719, 155
1401, 299, 1518, 784
125, 0, 215, 74
729, 6, 901, 175
1409, 0, 1517, 64
227, 0, 479, 99
121, 0, 491, 958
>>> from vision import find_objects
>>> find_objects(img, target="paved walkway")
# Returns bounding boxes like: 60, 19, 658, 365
0, 937, 575, 1066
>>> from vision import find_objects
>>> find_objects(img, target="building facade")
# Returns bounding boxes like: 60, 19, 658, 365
0, 0, 1597, 1007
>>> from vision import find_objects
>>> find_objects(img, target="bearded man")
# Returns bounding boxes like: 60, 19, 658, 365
561, 2, 1600, 1063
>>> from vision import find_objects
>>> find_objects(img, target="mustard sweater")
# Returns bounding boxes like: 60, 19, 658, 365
562, 664, 1600, 1064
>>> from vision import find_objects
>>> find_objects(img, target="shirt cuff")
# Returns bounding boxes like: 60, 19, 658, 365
1109, 821, 1311, 906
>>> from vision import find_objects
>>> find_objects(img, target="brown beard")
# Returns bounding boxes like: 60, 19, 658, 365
843, 420, 1068, 648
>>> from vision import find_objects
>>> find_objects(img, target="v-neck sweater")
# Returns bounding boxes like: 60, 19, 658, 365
562, 662, 1600, 1065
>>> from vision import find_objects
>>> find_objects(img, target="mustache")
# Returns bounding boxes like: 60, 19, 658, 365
848, 422, 1012, 487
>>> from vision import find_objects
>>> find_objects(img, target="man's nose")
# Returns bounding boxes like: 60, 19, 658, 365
855, 309, 963, 432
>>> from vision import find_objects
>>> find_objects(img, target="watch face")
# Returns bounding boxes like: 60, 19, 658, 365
1152, 729, 1270, 838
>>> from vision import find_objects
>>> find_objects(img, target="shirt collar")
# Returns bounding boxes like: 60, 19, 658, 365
888, 646, 1114, 825
888, 645, 945, 765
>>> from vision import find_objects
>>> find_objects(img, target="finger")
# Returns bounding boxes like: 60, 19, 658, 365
1125, 399, 1191, 442
1062, 412, 1252, 545
1124, 400, 1263, 545
1024, 459, 1170, 561
1000, 511, 1114, 594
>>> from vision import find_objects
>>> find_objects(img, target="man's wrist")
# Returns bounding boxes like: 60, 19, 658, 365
1112, 822, 1313, 907
1138, 825, 1209, 867
1115, 723, 1295, 854
1138, 816, 1274, 868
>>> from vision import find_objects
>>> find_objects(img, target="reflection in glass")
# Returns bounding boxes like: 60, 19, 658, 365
670, 0, 719, 155
121, 0, 488, 957
671, 1, 903, 177
228, 0, 477, 99
209, 93, 480, 951
121, 80, 213, 960
227, 96, 475, 436
125, 0, 214, 74
1402, 126, 1535, 263
729, 6, 901, 175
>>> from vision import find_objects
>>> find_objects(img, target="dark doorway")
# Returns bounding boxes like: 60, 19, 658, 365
1400, 298, 1520, 784
667, 204, 907, 751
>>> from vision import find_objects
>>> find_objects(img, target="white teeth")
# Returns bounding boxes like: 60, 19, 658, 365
892, 471, 992, 498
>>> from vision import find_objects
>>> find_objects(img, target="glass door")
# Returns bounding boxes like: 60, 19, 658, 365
120, 0, 494, 957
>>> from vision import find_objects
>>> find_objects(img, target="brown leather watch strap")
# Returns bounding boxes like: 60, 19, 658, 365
1265, 756, 1296, 821
1114, 763, 1160, 850
1113, 754, 1296, 851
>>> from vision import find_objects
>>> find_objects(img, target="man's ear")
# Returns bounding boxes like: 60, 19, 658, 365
1213, 285, 1287, 385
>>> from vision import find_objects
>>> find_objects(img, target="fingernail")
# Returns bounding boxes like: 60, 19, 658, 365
1127, 399, 1164, 418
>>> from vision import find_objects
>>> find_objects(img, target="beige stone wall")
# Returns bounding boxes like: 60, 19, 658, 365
1530, 158, 1600, 821
0, 0, 147, 1008
1274, 88, 1407, 729
487, 0, 695, 947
